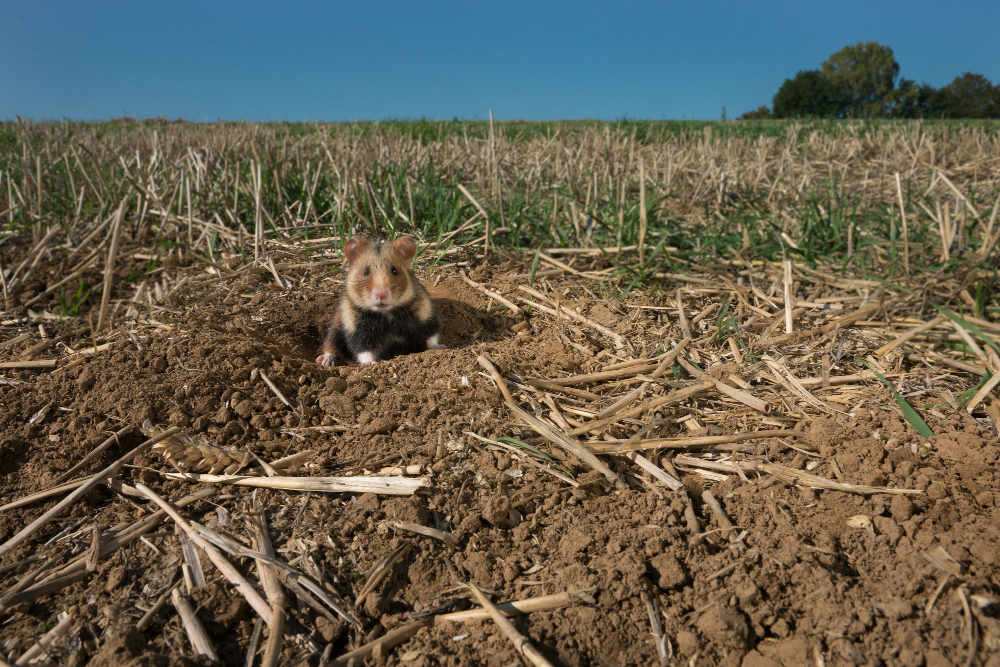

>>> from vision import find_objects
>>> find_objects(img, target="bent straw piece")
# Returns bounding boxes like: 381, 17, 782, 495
678, 358, 767, 413
332, 619, 431, 666
567, 380, 714, 437
466, 583, 554, 667
761, 301, 879, 347
158, 472, 428, 495
171, 588, 219, 663
586, 429, 801, 454
56, 424, 134, 483
874, 317, 944, 358
516, 286, 626, 347
134, 484, 273, 626
435, 590, 594, 623
0, 477, 91, 513
0, 359, 57, 369
15, 610, 73, 664
250, 513, 286, 667
0, 426, 180, 558
459, 272, 522, 315
626, 452, 683, 491
522, 377, 602, 401
388, 520, 459, 546
545, 363, 659, 386
477, 355, 623, 489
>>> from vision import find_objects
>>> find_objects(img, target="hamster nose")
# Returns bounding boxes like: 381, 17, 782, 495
372, 287, 390, 304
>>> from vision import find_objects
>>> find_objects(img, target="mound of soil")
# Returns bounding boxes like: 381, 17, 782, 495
1, 250, 998, 666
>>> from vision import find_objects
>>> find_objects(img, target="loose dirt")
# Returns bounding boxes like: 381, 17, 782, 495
1, 242, 998, 666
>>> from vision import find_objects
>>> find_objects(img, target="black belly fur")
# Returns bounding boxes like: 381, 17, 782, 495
334, 306, 440, 361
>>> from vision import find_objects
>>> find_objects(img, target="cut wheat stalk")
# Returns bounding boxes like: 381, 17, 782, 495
171, 588, 220, 663
354, 543, 411, 608
465, 582, 554, 667
586, 429, 801, 454
516, 286, 626, 347
567, 379, 714, 437
96, 198, 125, 332
435, 589, 594, 623
56, 424, 133, 483
14, 609, 73, 665
478, 354, 623, 489
459, 272, 522, 315
678, 358, 768, 413
157, 471, 429, 495
135, 483, 273, 625
331, 619, 431, 666
387, 520, 459, 546
0, 426, 180, 559
250, 512, 287, 667
761, 301, 879, 347
0, 359, 57, 369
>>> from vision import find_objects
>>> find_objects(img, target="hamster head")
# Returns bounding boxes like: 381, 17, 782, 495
343, 235, 417, 311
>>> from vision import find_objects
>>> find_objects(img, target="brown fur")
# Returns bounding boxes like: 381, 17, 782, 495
319, 235, 437, 360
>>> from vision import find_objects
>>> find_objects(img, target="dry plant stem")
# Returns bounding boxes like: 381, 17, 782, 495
135, 483, 274, 626
521, 377, 601, 401
517, 286, 626, 347
966, 372, 1000, 415
458, 272, 521, 315
547, 363, 659, 386
874, 316, 944, 357
435, 590, 592, 623
15, 610, 73, 664
0, 359, 57, 369
783, 259, 794, 334
626, 452, 683, 491
259, 369, 294, 409
567, 380, 713, 436
587, 429, 801, 454
56, 423, 133, 483
0, 426, 180, 558
158, 471, 428, 495
387, 520, 458, 545
477, 354, 624, 489
701, 491, 738, 537
137, 580, 179, 631
331, 620, 431, 666
761, 302, 879, 347
251, 513, 287, 667
96, 198, 125, 332
0, 477, 90, 513
171, 588, 220, 663
895, 173, 910, 276
354, 543, 411, 608
465, 583, 554, 667
678, 358, 768, 413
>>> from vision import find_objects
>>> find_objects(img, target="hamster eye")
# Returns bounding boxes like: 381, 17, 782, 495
363, 266, 370, 276
390, 266, 398, 276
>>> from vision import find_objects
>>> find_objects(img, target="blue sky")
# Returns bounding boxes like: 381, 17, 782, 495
3, 1, 998, 122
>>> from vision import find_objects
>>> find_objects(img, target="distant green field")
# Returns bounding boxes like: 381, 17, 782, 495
1, 119, 998, 298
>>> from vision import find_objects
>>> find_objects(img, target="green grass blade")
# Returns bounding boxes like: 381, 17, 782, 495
863, 360, 933, 439
496, 436, 557, 462
933, 305, 1000, 357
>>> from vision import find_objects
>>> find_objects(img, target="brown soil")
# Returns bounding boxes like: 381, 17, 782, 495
1, 243, 999, 666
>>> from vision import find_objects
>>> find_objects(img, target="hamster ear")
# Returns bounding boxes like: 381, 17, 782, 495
344, 236, 370, 263
392, 236, 417, 264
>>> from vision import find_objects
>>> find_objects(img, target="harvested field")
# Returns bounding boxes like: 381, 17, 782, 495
0, 120, 998, 665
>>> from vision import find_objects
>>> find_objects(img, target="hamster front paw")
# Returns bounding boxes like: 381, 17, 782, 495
427, 334, 447, 350
316, 352, 337, 366
356, 351, 377, 365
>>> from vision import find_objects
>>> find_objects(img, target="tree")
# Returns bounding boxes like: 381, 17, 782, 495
739, 106, 772, 120
936, 73, 1000, 118
885, 79, 944, 118
772, 70, 848, 118
821, 42, 899, 117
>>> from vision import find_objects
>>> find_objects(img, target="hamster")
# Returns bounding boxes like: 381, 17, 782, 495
316, 235, 444, 366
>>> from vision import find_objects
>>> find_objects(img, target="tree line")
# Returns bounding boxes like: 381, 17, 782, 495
741, 42, 1000, 119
